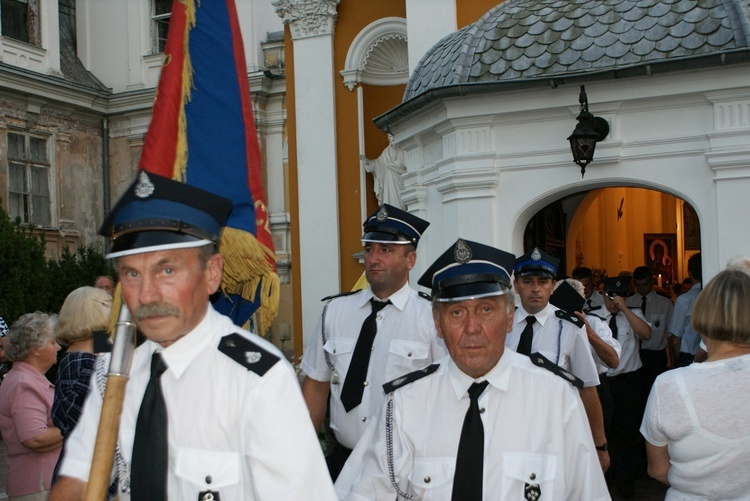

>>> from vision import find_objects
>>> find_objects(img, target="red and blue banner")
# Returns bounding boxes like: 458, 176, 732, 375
139, 0, 278, 333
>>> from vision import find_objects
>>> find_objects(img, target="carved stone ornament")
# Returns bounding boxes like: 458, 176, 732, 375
273, 0, 339, 40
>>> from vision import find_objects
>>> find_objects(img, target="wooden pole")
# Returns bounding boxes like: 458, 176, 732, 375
84, 304, 136, 501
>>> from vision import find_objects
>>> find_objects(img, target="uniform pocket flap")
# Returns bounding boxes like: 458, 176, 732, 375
323, 337, 356, 356
389, 340, 430, 360
502, 453, 556, 484
175, 448, 241, 489
408, 457, 454, 489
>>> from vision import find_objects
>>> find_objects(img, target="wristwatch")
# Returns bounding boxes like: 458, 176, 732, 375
596, 443, 608, 452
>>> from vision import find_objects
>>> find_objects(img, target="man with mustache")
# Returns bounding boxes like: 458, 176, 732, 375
506, 248, 610, 472
300, 204, 446, 479
335, 239, 609, 500
50, 171, 336, 500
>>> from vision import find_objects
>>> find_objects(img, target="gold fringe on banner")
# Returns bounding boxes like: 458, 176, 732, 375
219, 226, 280, 335
173, 0, 197, 181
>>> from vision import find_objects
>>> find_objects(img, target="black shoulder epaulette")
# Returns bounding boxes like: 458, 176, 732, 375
584, 305, 602, 313
418, 291, 431, 301
529, 352, 583, 389
383, 364, 439, 394
218, 333, 280, 376
321, 290, 360, 302
555, 309, 584, 328
587, 311, 606, 321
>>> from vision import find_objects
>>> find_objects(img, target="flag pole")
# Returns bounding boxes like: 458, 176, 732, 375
84, 303, 136, 501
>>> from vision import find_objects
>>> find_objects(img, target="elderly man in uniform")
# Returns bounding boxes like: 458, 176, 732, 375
507, 248, 610, 472
50, 172, 336, 500
301, 204, 446, 479
334, 238, 609, 500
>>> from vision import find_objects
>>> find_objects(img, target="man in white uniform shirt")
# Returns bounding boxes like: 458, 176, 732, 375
50, 172, 336, 500
552, 279, 621, 435
627, 266, 673, 408
335, 238, 609, 500
602, 277, 652, 498
300, 204, 446, 479
507, 248, 609, 471
573, 266, 606, 312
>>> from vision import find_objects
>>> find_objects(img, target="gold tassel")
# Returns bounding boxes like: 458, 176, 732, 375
219, 227, 280, 335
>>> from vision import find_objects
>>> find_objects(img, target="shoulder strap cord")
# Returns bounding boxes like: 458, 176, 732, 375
386, 396, 420, 500
556, 318, 562, 365
321, 301, 334, 372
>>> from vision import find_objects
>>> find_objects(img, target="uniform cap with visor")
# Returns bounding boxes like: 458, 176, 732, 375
100, 170, 233, 259
361, 204, 429, 247
418, 238, 515, 302
602, 277, 629, 299
513, 247, 560, 279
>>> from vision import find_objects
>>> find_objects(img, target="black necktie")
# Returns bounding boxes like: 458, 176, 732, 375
452, 381, 490, 501
641, 295, 647, 315
341, 298, 390, 412
609, 313, 619, 340
131, 352, 168, 500
517, 316, 536, 356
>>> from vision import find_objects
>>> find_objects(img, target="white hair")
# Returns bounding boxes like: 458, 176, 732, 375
726, 255, 750, 275
555, 278, 585, 298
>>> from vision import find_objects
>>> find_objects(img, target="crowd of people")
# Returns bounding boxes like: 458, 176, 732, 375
0, 170, 747, 500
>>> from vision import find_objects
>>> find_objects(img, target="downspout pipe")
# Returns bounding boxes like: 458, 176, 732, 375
102, 117, 111, 255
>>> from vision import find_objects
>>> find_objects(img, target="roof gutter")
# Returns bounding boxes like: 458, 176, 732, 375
374, 48, 750, 131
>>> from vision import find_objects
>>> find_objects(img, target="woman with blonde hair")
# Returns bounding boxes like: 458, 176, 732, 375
51, 286, 115, 497
641, 268, 750, 499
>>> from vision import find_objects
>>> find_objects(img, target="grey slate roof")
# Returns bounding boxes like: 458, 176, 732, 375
403, 0, 750, 101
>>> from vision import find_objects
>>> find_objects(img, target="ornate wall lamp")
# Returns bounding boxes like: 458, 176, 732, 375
567, 85, 609, 177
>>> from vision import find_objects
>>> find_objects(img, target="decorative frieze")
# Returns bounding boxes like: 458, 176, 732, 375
273, 0, 339, 40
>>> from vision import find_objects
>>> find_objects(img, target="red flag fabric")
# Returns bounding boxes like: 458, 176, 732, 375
138, 0, 278, 333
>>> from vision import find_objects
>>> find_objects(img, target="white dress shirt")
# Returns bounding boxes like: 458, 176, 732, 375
335, 351, 610, 500
301, 282, 446, 449
627, 291, 673, 351
586, 313, 622, 374
604, 308, 649, 376
506, 303, 600, 387
59, 305, 336, 500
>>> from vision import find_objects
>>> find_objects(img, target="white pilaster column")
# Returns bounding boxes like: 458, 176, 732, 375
274, 0, 340, 347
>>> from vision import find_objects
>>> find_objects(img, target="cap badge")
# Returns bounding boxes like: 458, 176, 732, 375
454, 238, 473, 263
376, 205, 388, 222
134, 171, 155, 198
615, 280, 622, 288
531, 247, 542, 261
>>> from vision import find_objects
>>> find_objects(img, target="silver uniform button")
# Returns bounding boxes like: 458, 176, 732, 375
479, 407, 486, 414
423, 476, 431, 483
529, 472, 536, 480
361, 416, 367, 422
363, 381, 369, 386
407, 352, 412, 357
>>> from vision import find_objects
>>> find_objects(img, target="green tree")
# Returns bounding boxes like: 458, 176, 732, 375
0, 201, 114, 324
46, 245, 114, 314
0, 205, 49, 322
